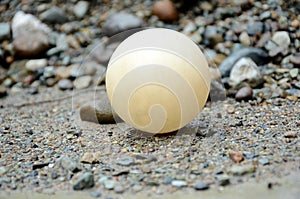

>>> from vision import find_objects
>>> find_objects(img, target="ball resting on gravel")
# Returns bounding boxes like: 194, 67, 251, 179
106, 28, 210, 134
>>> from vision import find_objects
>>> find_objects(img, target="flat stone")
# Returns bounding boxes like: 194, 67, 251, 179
73, 1, 89, 19
73, 172, 94, 190
58, 156, 81, 172
194, 182, 209, 190
40, 6, 68, 24
116, 157, 135, 166
229, 151, 244, 163
229, 164, 256, 176
0, 23, 11, 41
79, 92, 115, 124
217, 175, 230, 186
290, 55, 300, 66
25, 59, 47, 72
229, 57, 263, 88
104, 180, 115, 190
171, 180, 187, 188
219, 47, 269, 77
102, 12, 142, 36
74, 75, 92, 89
80, 152, 101, 164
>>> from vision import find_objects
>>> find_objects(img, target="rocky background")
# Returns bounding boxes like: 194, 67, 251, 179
0, 0, 300, 198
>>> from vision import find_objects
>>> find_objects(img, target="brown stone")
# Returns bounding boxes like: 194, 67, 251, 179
229, 151, 244, 163
152, 0, 179, 22
235, 86, 253, 101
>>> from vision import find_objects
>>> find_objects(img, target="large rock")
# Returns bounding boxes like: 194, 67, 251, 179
79, 92, 115, 124
12, 11, 50, 57
102, 12, 142, 36
219, 47, 269, 77
229, 57, 263, 88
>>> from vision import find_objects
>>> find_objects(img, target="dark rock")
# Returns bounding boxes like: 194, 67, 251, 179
235, 87, 253, 101
102, 12, 142, 36
73, 172, 94, 190
219, 47, 269, 77
40, 6, 68, 24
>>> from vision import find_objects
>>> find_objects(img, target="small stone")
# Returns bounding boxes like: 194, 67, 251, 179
200, 1, 213, 11
239, 31, 251, 46
0, 166, 9, 176
235, 87, 253, 101
102, 12, 142, 36
163, 176, 173, 185
25, 59, 47, 72
0, 23, 11, 41
247, 21, 264, 36
40, 6, 68, 24
73, 1, 89, 19
152, 0, 179, 22
229, 57, 263, 88
104, 180, 115, 190
171, 180, 187, 188
73, 172, 94, 190
291, 19, 300, 28
258, 158, 269, 166
226, 105, 235, 114
116, 156, 135, 166
55, 66, 72, 79
0, 85, 7, 98
80, 152, 101, 164
290, 55, 300, 66
59, 156, 81, 172
272, 31, 290, 47
74, 75, 92, 89
284, 131, 297, 138
290, 68, 299, 78
79, 92, 114, 124
58, 79, 73, 90
229, 164, 256, 176
194, 182, 209, 191
114, 185, 125, 194
217, 175, 230, 186
90, 191, 102, 198
229, 151, 244, 163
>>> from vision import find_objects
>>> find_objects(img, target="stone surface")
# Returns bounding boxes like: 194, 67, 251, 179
74, 75, 92, 89
247, 21, 264, 36
57, 79, 73, 90
272, 31, 290, 47
80, 152, 101, 164
0, 23, 11, 41
152, 0, 179, 22
12, 11, 50, 57
194, 182, 209, 190
25, 59, 47, 72
229, 57, 263, 88
73, 1, 89, 19
79, 92, 114, 124
229, 165, 256, 176
40, 6, 68, 24
171, 180, 187, 188
73, 172, 94, 190
219, 48, 269, 77
102, 12, 142, 36
235, 86, 253, 101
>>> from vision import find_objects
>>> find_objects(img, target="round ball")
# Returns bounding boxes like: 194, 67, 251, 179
106, 28, 210, 134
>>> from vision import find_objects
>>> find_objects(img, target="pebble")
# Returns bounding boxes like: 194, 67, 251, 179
40, 6, 68, 24
79, 92, 115, 124
80, 152, 101, 164
58, 79, 73, 90
235, 87, 253, 101
171, 180, 187, 188
58, 156, 80, 172
152, 0, 179, 22
217, 176, 230, 186
289, 68, 298, 78
104, 180, 115, 190
12, 11, 50, 57
116, 157, 135, 166
229, 151, 244, 163
0, 85, 7, 98
272, 31, 290, 47
102, 12, 142, 36
219, 47, 269, 77
229, 165, 256, 176
73, 172, 94, 190
229, 57, 263, 88
247, 21, 264, 36
73, 1, 89, 19
90, 191, 102, 198
258, 158, 269, 166
55, 66, 72, 79
74, 75, 92, 89
284, 131, 298, 138
290, 55, 300, 66
25, 59, 47, 72
239, 31, 251, 46
114, 185, 125, 194
194, 182, 209, 190
0, 23, 11, 41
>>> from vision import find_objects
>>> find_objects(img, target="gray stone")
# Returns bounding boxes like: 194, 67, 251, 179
290, 68, 299, 78
235, 86, 253, 101
247, 21, 264, 36
73, 1, 89, 19
58, 79, 73, 90
79, 92, 115, 124
219, 47, 269, 77
114, 185, 125, 193
73, 172, 94, 190
102, 12, 142, 36
59, 156, 81, 172
229, 164, 256, 176
194, 182, 209, 190
104, 180, 115, 190
258, 157, 269, 166
74, 75, 92, 89
40, 6, 68, 24
171, 180, 187, 188
116, 156, 135, 166
229, 57, 263, 88
0, 85, 7, 98
272, 31, 290, 47
25, 59, 47, 72
0, 23, 11, 41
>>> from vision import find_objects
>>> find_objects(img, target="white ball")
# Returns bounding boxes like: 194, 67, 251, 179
106, 28, 210, 134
